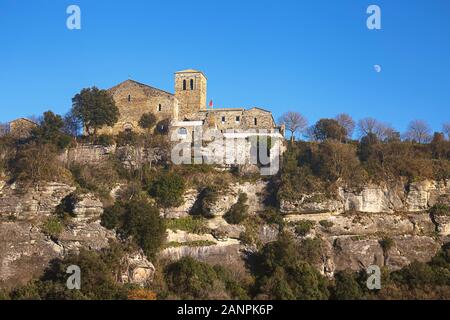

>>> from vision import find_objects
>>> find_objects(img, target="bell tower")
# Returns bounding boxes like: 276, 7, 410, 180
175, 69, 207, 119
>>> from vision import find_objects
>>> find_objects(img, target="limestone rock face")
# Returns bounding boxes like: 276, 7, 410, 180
386, 235, 442, 270
332, 237, 385, 272
116, 145, 166, 171
280, 180, 450, 215
58, 193, 113, 252
341, 185, 404, 214
72, 193, 104, 224
433, 215, 450, 236
204, 181, 269, 217
324, 214, 415, 236
163, 189, 198, 219
0, 222, 63, 289
279, 195, 343, 215
59, 144, 116, 165
166, 230, 216, 243
0, 182, 76, 220
160, 241, 241, 264
120, 251, 155, 286
58, 221, 115, 253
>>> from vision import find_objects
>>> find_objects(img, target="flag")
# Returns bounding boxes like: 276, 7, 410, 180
209, 100, 213, 108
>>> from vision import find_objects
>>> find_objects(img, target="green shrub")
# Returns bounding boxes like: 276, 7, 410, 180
165, 216, 209, 234
149, 171, 185, 208
379, 237, 395, 253
9, 246, 129, 300
332, 271, 365, 300
191, 186, 220, 218
164, 257, 248, 300
164, 241, 216, 248
224, 193, 249, 224
41, 217, 63, 239
294, 220, 315, 237
429, 204, 450, 217
101, 198, 166, 259
254, 234, 329, 300
319, 220, 334, 229
95, 134, 115, 147
260, 208, 284, 227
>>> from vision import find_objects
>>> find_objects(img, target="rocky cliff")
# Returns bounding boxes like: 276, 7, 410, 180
1, 165, 449, 287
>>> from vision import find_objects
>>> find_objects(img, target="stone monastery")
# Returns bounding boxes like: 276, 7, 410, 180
98, 69, 284, 138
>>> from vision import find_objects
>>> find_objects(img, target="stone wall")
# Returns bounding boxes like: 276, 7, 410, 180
98, 80, 177, 135
8, 118, 37, 139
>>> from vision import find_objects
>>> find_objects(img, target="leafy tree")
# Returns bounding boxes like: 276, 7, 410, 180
224, 193, 249, 224
255, 233, 329, 300
311, 140, 364, 183
71, 87, 119, 137
164, 257, 219, 299
357, 133, 379, 162
278, 112, 308, 142
102, 198, 166, 259
312, 119, 347, 142
332, 271, 365, 300
164, 257, 248, 300
149, 171, 185, 208
31, 111, 71, 149
9, 247, 128, 300
63, 110, 82, 138
138, 113, 157, 132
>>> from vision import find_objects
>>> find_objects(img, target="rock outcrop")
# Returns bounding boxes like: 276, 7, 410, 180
280, 179, 450, 215
0, 182, 76, 220
0, 222, 63, 288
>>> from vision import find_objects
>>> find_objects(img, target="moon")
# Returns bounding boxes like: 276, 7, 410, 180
374, 64, 382, 73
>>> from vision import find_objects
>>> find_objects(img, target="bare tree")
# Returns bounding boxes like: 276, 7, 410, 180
404, 120, 432, 144
278, 112, 308, 142
443, 122, 450, 140
0, 122, 10, 137
357, 117, 394, 141
335, 113, 355, 139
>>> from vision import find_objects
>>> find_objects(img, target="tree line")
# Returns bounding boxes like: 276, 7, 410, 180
279, 111, 450, 144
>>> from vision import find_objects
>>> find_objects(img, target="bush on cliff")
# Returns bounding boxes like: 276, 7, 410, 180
148, 170, 185, 208
102, 197, 166, 259
9, 246, 129, 300
253, 233, 329, 300
224, 193, 249, 224
163, 257, 249, 300
11, 142, 71, 184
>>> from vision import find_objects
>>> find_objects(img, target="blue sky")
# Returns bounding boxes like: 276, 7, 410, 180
0, 0, 449, 133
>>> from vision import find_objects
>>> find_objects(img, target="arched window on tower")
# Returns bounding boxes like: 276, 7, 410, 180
183, 80, 187, 91
190, 79, 194, 90
254, 118, 258, 126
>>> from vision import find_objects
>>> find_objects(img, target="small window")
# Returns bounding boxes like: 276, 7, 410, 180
221, 116, 226, 123
128, 95, 131, 102
254, 118, 258, 125
236, 116, 240, 123
158, 104, 162, 112
183, 80, 187, 91
190, 79, 194, 90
